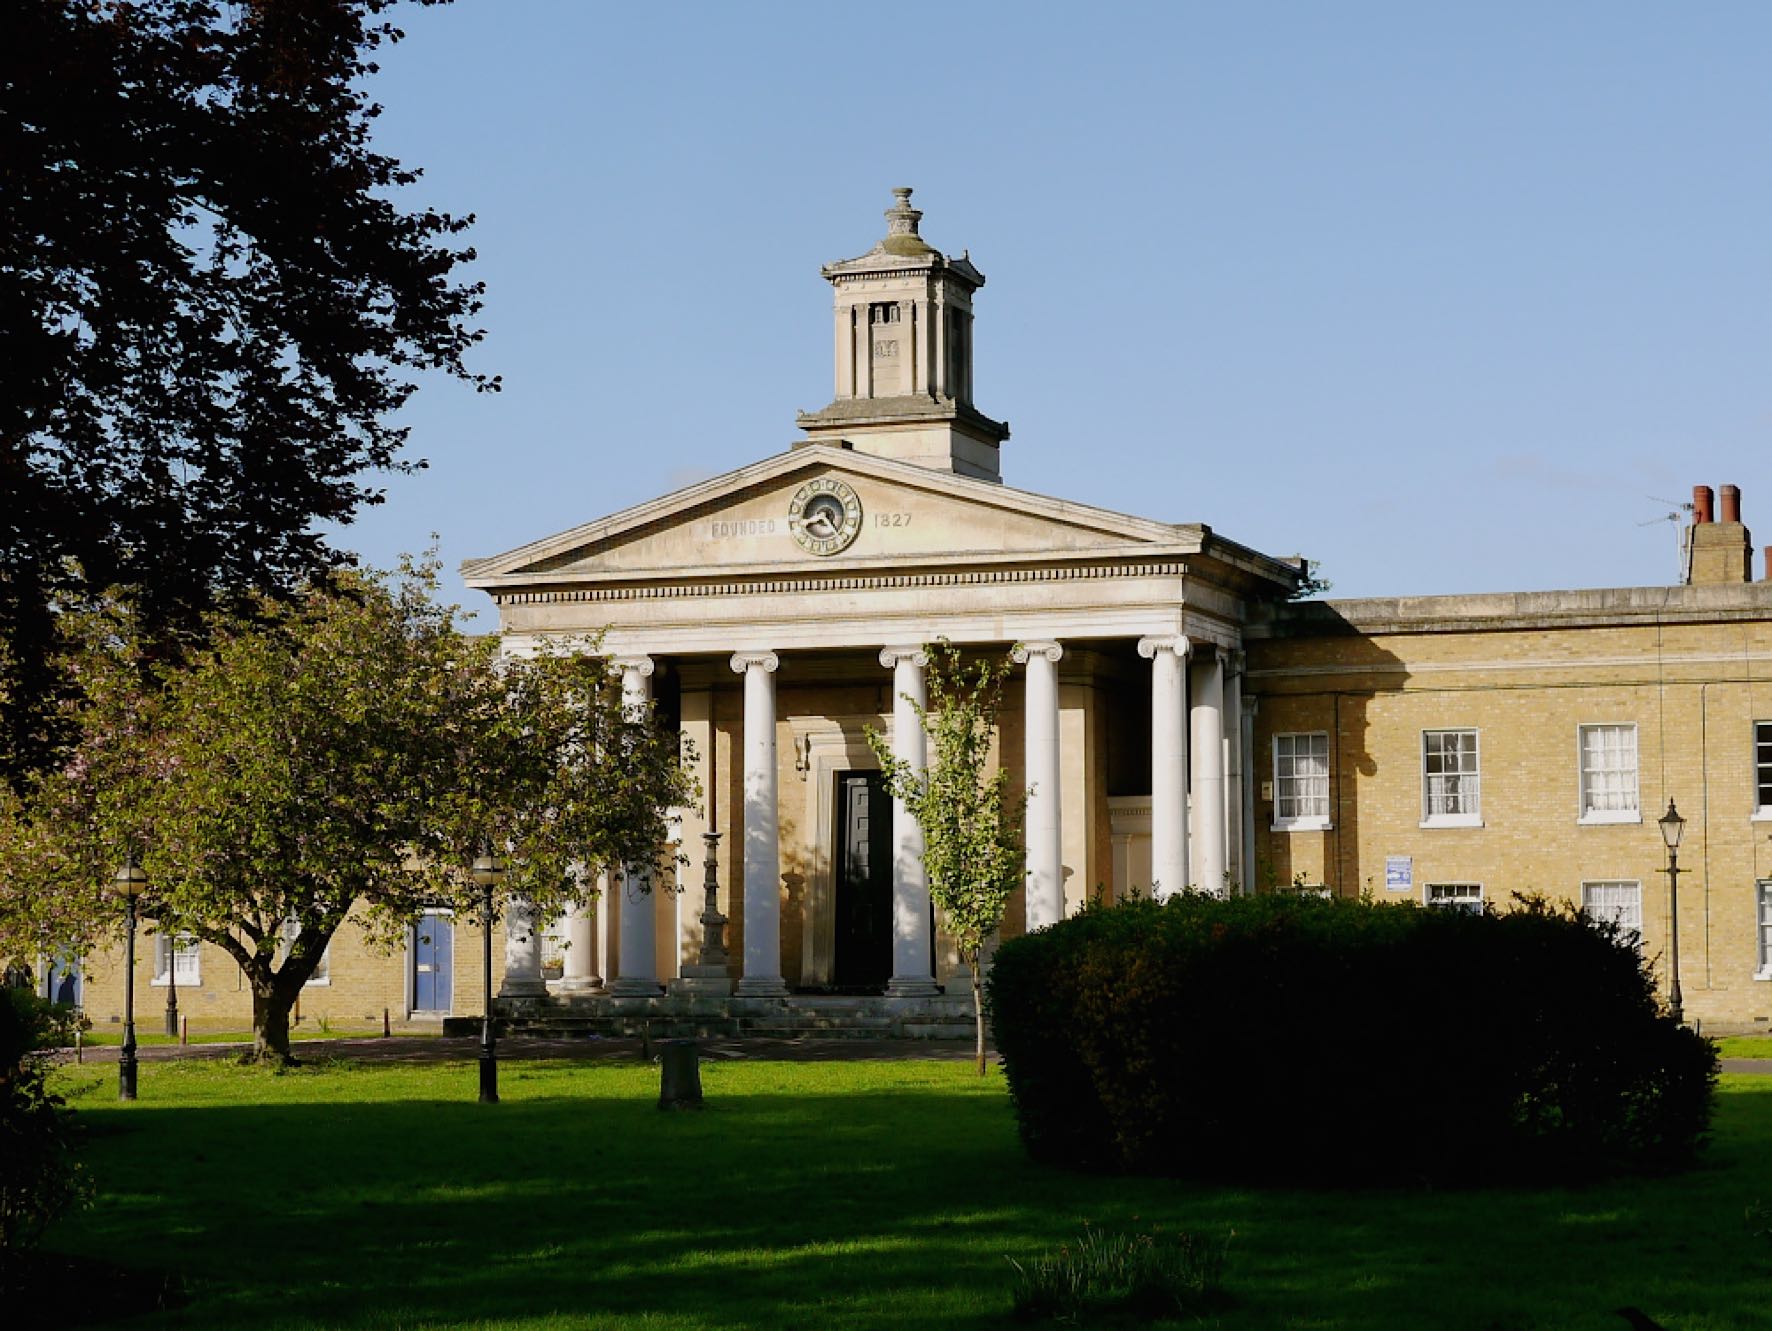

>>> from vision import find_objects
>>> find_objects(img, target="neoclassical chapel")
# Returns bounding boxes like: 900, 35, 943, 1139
462, 187, 1301, 1003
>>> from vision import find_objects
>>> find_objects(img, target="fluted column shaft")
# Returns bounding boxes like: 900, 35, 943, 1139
881, 647, 937, 995
1139, 635, 1191, 898
556, 876, 601, 992
1016, 641, 1065, 930
731, 651, 787, 996
1190, 648, 1228, 897
610, 657, 662, 995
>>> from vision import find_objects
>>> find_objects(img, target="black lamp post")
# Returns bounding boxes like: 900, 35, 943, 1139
471, 848, 504, 1104
114, 855, 148, 1101
163, 930, 180, 1038
1658, 798, 1687, 1025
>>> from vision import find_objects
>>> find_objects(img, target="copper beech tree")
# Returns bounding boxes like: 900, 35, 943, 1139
0, 0, 492, 790
0, 563, 694, 1062
868, 641, 1025, 1075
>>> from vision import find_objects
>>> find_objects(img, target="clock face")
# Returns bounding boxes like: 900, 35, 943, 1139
789, 478, 863, 555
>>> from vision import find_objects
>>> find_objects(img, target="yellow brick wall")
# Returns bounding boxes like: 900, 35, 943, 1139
70, 914, 511, 1035
1250, 614, 1772, 1029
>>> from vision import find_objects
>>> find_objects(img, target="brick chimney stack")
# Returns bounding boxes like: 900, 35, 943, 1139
1685, 482, 1752, 585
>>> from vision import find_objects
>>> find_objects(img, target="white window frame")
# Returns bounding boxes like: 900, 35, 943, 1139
276, 918, 331, 987
1424, 882, 1484, 913
1577, 723, 1641, 824
1420, 728, 1482, 828
1271, 731, 1332, 831
1753, 722, 1772, 822
151, 933, 200, 987
1582, 880, 1643, 951
1757, 882, 1772, 981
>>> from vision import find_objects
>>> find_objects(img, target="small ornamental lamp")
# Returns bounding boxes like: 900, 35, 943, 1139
113, 855, 149, 1101
1657, 799, 1686, 1024
470, 847, 504, 1103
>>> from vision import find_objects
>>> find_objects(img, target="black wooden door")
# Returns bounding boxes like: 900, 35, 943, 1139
833, 770, 893, 988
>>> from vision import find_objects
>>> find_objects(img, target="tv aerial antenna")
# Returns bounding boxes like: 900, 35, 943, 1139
1641, 495, 1695, 581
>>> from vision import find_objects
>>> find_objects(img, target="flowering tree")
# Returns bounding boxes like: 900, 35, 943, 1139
0, 563, 693, 1062
868, 641, 1024, 1075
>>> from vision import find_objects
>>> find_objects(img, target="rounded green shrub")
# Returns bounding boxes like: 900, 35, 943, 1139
986, 893, 1717, 1184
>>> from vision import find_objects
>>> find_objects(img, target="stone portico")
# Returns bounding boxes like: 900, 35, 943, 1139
461, 189, 1300, 1026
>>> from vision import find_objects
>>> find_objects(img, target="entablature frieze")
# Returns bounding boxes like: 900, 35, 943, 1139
501, 607, 1242, 665
488, 559, 1192, 607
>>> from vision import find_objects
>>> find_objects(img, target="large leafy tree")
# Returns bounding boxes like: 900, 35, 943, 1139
868, 641, 1025, 1075
0, 0, 492, 789
0, 567, 694, 1062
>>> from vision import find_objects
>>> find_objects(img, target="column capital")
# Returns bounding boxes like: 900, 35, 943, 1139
1011, 640, 1064, 665
1137, 634, 1192, 660
613, 654, 655, 678
879, 645, 929, 669
728, 650, 780, 674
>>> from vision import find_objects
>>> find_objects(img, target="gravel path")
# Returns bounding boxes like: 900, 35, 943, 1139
56, 1036, 1772, 1074
60, 1033, 985, 1064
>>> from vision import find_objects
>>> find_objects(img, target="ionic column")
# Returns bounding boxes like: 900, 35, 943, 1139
1190, 647, 1227, 896
1239, 691, 1259, 898
731, 651, 787, 996
1014, 640, 1065, 930
1224, 652, 1246, 896
1138, 634, 1191, 899
881, 646, 937, 996
498, 897, 547, 997
556, 870, 601, 993
610, 656, 662, 996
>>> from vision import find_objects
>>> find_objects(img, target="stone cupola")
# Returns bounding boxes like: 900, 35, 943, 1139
795, 188, 1010, 481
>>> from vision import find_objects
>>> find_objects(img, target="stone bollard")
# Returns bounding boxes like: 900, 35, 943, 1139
657, 1039, 703, 1111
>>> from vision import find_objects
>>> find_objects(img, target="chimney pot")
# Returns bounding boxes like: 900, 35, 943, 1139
1764, 546, 1772, 582
1721, 484, 1742, 524
1693, 485, 1714, 523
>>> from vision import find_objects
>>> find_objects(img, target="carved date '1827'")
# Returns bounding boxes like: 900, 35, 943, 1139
874, 512, 912, 528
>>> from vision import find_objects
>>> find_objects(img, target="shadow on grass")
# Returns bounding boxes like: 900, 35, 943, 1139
41, 1064, 1772, 1331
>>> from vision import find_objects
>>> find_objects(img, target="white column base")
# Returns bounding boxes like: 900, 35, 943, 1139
885, 977, 942, 998
607, 977, 664, 997
734, 975, 788, 998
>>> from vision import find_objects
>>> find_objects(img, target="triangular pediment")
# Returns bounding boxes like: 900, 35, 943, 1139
462, 447, 1202, 589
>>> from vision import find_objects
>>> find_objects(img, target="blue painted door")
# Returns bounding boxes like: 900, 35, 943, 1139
412, 914, 453, 1013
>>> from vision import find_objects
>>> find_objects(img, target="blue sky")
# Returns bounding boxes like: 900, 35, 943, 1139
339, 1, 1771, 621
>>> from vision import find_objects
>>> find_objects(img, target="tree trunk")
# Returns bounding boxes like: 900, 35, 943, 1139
251, 980, 296, 1065
970, 957, 987, 1076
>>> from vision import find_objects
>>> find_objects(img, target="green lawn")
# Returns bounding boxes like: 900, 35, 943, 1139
41, 1058, 1772, 1330
1719, 1036, 1772, 1059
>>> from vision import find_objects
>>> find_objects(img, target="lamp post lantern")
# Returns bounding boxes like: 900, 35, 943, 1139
471, 848, 504, 1104
113, 856, 148, 1101
1658, 798, 1687, 1025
